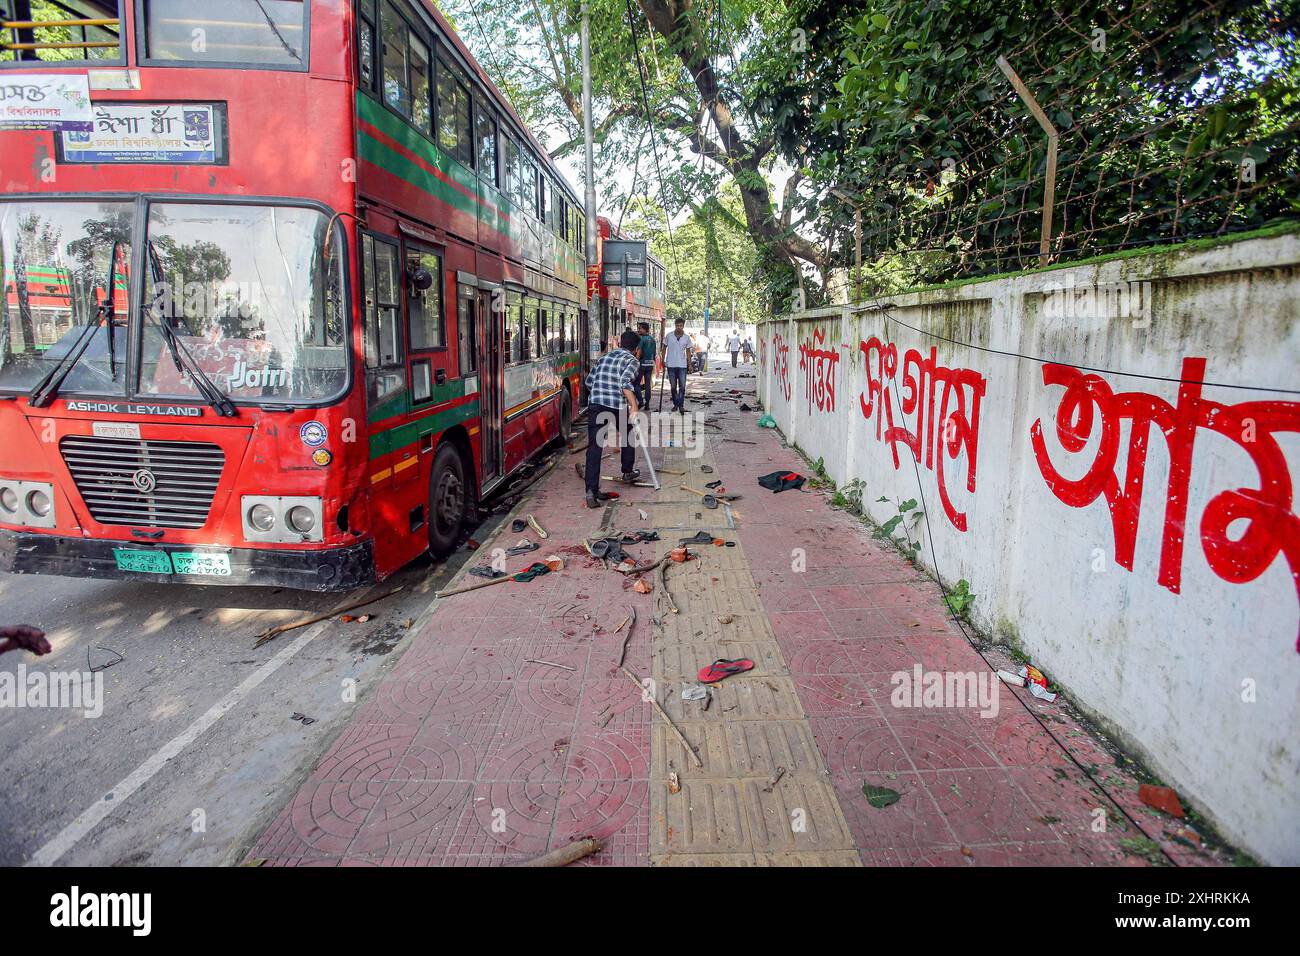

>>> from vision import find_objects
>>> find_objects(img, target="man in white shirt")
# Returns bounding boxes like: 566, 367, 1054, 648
726, 329, 742, 367
662, 317, 694, 413
694, 330, 712, 372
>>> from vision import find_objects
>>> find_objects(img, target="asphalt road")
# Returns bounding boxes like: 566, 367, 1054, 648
0, 511, 504, 866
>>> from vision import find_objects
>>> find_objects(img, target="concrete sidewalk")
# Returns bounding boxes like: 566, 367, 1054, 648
248, 364, 1226, 867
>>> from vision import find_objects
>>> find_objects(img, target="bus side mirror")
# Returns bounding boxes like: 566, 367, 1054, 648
407, 266, 434, 294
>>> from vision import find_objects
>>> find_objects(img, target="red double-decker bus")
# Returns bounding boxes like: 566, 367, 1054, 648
590, 215, 666, 353
0, 0, 589, 590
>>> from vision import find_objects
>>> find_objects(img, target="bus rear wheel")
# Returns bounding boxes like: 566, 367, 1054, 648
557, 390, 573, 446
428, 443, 469, 559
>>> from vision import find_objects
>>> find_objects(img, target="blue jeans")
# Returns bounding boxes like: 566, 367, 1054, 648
666, 366, 687, 410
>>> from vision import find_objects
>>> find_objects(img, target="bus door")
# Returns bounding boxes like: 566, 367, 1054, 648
476, 285, 503, 485
361, 233, 407, 501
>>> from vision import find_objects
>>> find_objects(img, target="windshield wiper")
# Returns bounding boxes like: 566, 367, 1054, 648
29, 240, 122, 408
145, 244, 236, 417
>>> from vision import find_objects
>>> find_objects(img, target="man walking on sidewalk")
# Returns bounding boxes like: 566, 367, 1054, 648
636, 320, 656, 408
663, 317, 693, 414
742, 337, 755, 364
727, 328, 742, 367
584, 329, 642, 508
694, 328, 712, 372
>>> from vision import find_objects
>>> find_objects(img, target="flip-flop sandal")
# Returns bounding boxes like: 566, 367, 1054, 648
698, 658, 755, 683
705, 480, 723, 489
680, 531, 714, 545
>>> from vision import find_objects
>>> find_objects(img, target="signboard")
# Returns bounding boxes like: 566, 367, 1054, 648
0, 74, 92, 131
58, 102, 226, 164
601, 239, 648, 287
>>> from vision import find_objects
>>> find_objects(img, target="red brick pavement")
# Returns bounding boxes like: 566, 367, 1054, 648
248, 364, 1225, 867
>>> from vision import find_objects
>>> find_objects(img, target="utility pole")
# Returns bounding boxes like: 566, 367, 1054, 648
704, 255, 711, 334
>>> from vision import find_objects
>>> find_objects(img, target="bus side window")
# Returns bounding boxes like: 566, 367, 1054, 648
457, 286, 477, 376
362, 234, 404, 404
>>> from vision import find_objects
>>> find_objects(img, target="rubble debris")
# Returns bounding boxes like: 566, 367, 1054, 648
1139, 784, 1186, 818
620, 665, 701, 767
524, 658, 576, 672
1018, 665, 1058, 702
762, 767, 787, 793
253, 587, 404, 648
512, 837, 603, 867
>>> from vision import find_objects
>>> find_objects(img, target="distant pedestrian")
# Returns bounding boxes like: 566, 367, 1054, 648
583, 329, 643, 508
663, 317, 694, 413
726, 328, 742, 367
636, 320, 655, 408
742, 337, 755, 364
695, 329, 711, 372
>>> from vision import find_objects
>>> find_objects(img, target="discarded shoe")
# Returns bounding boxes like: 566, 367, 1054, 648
698, 659, 755, 684
679, 531, 714, 545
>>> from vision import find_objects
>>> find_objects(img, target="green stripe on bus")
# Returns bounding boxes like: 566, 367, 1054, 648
368, 398, 480, 461
357, 94, 512, 235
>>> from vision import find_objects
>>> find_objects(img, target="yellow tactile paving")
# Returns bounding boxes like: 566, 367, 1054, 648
647, 443, 861, 866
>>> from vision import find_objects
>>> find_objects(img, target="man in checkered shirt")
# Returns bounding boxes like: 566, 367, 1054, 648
582, 328, 643, 507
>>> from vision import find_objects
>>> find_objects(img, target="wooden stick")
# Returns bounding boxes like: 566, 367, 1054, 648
252, 587, 404, 648
435, 574, 517, 599
620, 666, 702, 767
617, 606, 637, 668
524, 658, 576, 671
660, 559, 679, 615
511, 837, 603, 867
680, 484, 742, 501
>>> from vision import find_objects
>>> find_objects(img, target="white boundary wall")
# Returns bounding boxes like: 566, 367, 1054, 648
757, 232, 1300, 864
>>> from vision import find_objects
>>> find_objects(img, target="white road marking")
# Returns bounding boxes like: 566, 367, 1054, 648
25, 618, 331, 867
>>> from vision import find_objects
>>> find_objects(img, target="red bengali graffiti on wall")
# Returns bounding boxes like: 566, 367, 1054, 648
859, 337, 986, 531
771, 332, 792, 402
798, 327, 840, 414
1031, 357, 1300, 652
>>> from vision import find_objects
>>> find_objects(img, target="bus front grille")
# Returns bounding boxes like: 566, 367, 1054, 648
59, 436, 225, 530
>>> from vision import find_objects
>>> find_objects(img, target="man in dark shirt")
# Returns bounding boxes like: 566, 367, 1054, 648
636, 321, 656, 408
582, 329, 642, 508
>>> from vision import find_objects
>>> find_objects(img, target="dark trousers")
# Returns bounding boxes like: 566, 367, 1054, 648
666, 367, 687, 410
638, 365, 654, 407
731, 350, 739, 367
585, 403, 635, 494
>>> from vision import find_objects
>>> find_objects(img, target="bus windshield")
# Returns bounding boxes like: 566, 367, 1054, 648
140, 203, 346, 404
0, 200, 348, 405
0, 200, 132, 397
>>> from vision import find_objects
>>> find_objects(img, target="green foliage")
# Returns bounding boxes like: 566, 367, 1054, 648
861, 782, 901, 808
772, 0, 1299, 291
943, 579, 976, 618
830, 477, 865, 513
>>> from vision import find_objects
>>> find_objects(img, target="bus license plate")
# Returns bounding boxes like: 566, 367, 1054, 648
113, 549, 173, 574
171, 552, 232, 576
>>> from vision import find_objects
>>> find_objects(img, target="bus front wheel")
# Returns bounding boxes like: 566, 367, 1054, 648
428, 442, 469, 559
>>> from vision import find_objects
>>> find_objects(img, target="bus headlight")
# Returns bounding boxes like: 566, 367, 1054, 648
248, 503, 277, 533
285, 506, 316, 535
241, 496, 324, 544
26, 490, 51, 517
0, 479, 56, 528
